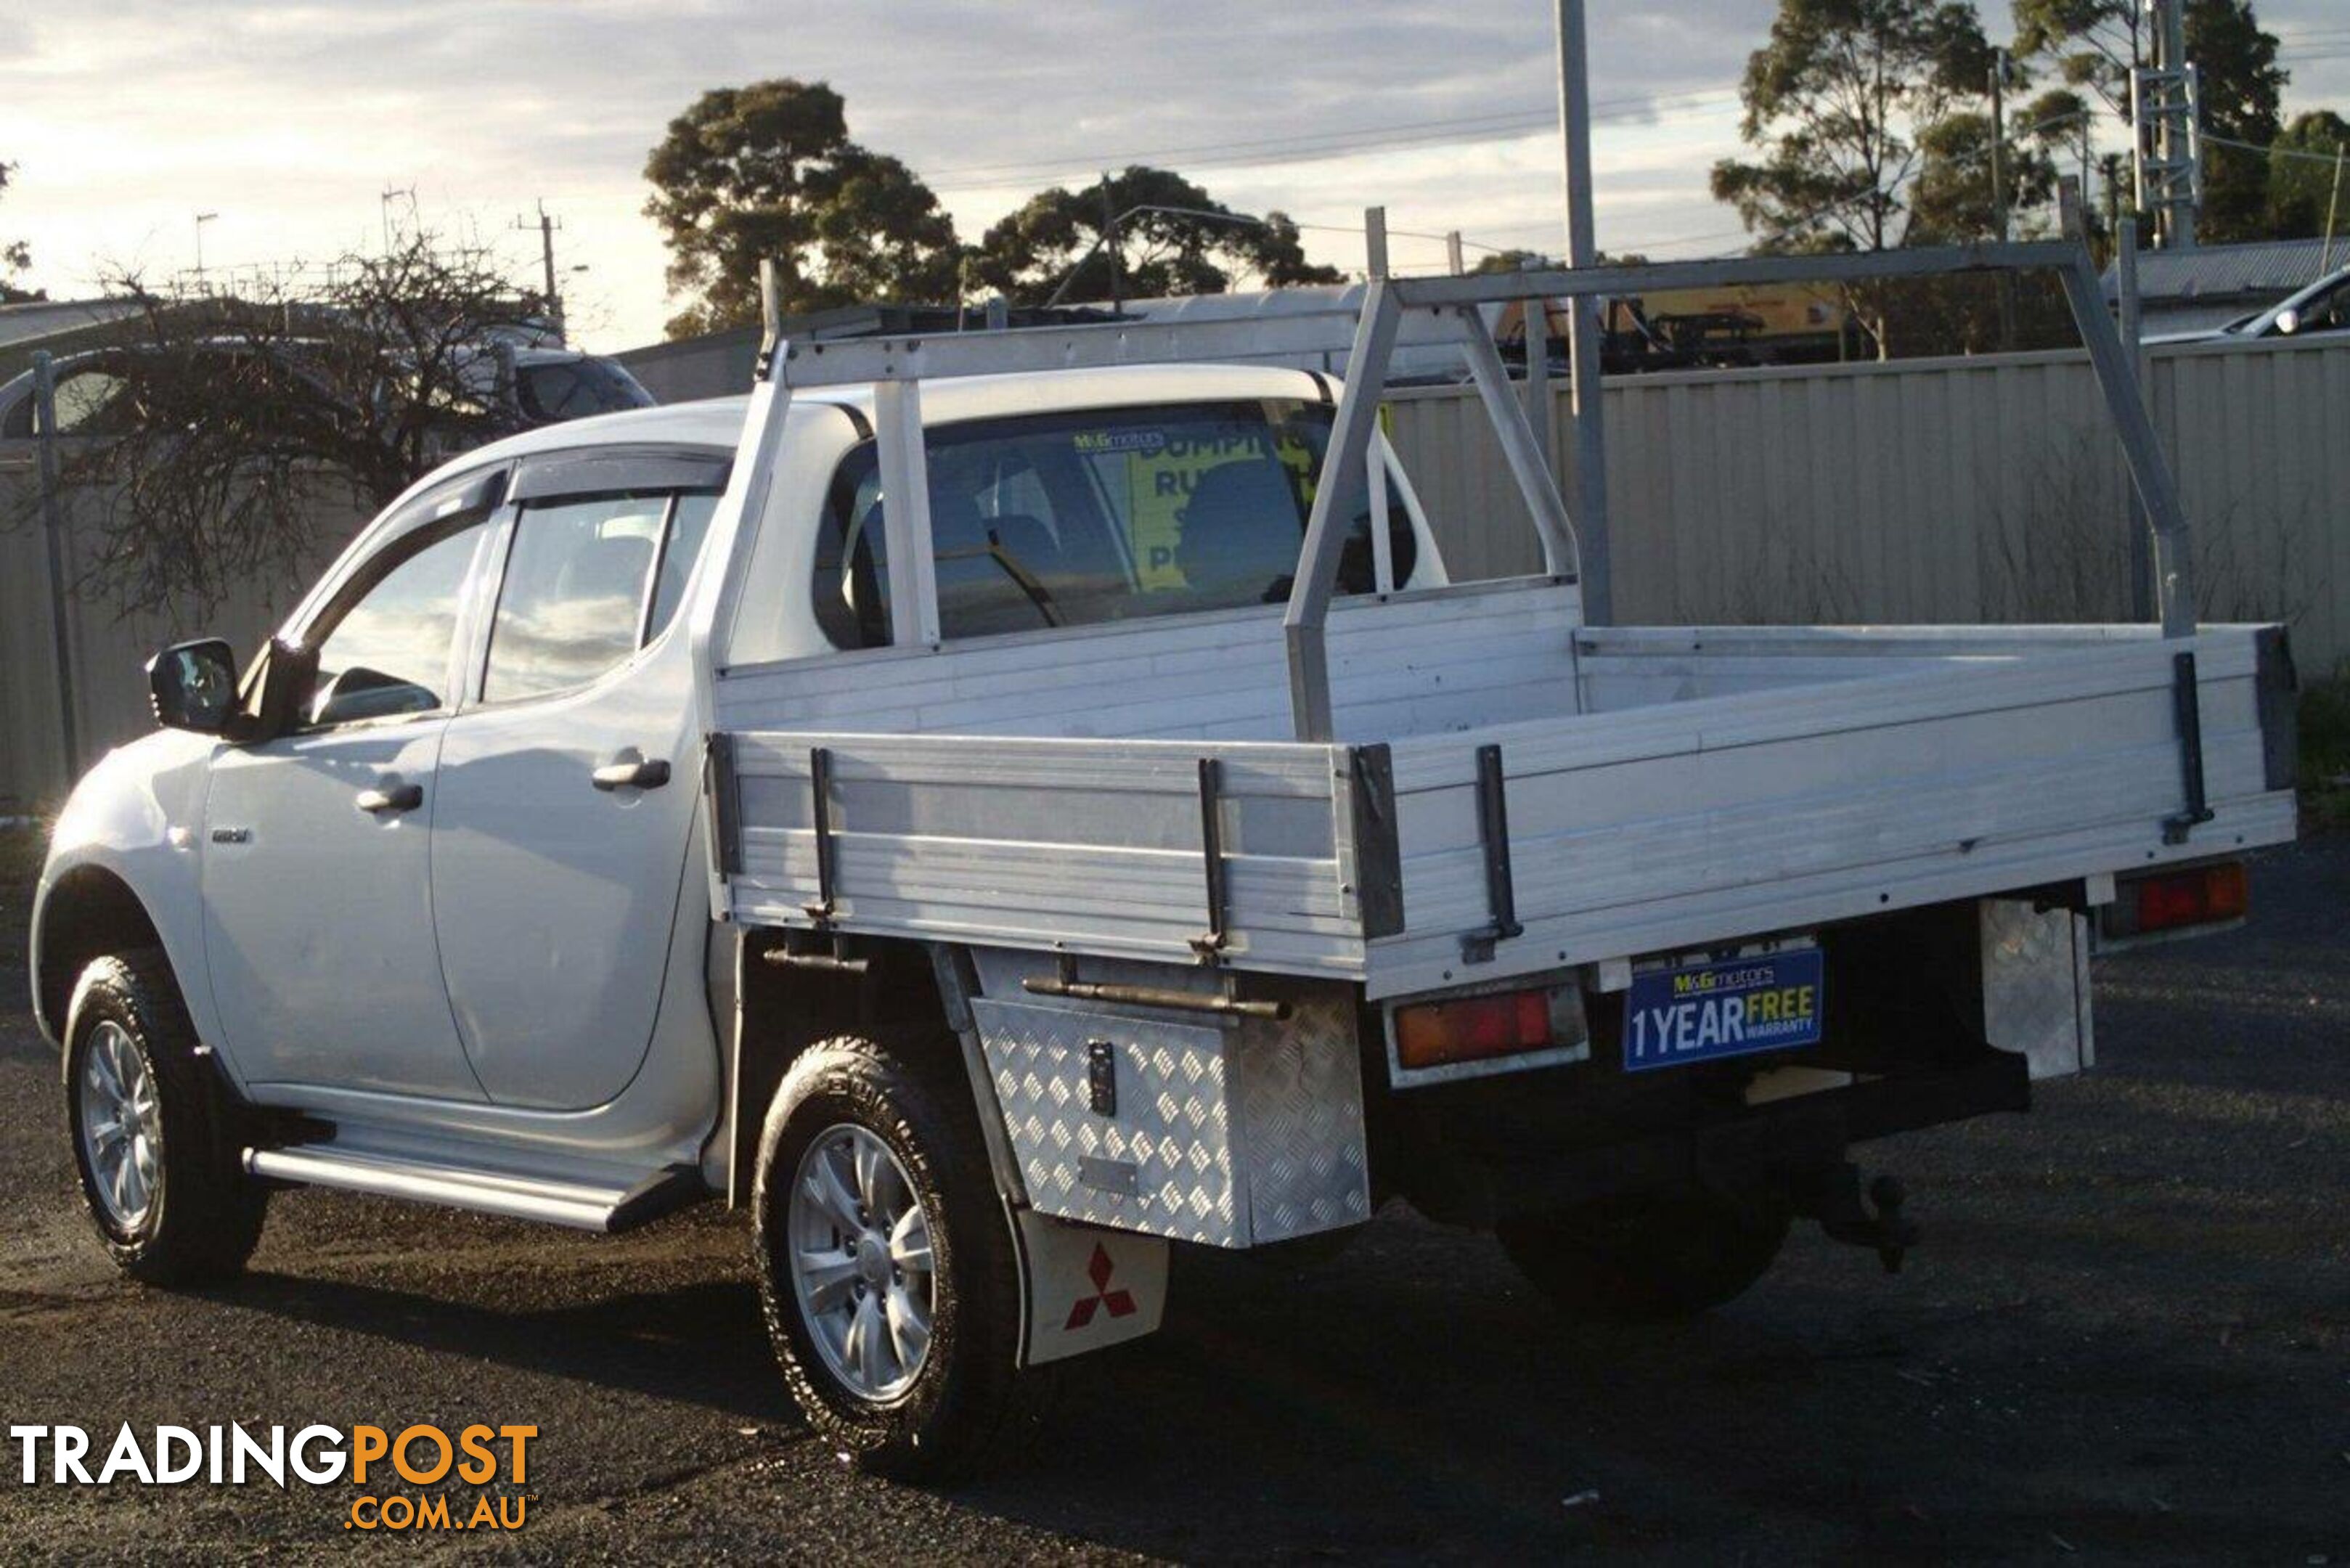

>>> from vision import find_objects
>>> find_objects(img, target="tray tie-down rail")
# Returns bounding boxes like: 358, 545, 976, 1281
1191, 756, 1229, 963
2163, 652, 2216, 846
1461, 743, 1524, 965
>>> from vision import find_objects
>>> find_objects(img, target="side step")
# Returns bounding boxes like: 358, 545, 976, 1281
242, 1146, 705, 1233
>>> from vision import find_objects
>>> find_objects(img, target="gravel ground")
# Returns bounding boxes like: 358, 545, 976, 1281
0, 828, 2343, 1564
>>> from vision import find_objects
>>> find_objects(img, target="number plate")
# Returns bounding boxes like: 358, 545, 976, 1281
1622, 948, 1823, 1073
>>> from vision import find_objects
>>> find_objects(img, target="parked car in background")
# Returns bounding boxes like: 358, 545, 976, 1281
0, 340, 653, 440
2147, 264, 2350, 346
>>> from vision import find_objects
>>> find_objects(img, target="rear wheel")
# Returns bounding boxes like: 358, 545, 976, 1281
751, 1031, 1046, 1479
1497, 1183, 1789, 1323
64, 951, 267, 1285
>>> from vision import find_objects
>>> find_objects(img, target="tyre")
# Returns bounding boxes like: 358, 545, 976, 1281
63, 951, 267, 1286
751, 1029, 1045, 1480
1496, 1183, 1790, 1324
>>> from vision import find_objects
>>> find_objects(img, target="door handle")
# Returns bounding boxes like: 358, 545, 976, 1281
592, 755, 672, 792
356, 781, 424, 814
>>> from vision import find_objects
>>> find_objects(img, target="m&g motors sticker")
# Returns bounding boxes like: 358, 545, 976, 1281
1623, 947, 1823, 1071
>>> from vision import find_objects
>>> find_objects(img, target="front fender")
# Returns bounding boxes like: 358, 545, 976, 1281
31, 730, 221, 1058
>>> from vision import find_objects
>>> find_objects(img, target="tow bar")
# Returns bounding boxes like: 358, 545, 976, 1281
1795, 1164, 1919, 1273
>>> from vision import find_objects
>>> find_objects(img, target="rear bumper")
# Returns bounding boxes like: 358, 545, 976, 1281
1480, 1053, 2032, 1217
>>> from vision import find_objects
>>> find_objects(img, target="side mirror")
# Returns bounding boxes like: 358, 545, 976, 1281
146, 639, 240, 733
2275, 306, 2301, 337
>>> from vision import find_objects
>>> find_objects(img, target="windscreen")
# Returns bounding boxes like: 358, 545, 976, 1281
811, 399, 1417, 647
519, 356, 657, 422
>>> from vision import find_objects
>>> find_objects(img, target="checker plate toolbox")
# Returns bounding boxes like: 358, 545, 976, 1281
966, 981, 1371, 1248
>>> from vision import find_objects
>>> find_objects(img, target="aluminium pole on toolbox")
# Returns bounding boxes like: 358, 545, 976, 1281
1554, 0, 1610, 623
31, 351, 82, 785
2114, 219, 2156, 623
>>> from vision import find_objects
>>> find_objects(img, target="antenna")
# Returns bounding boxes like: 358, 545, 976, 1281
513, 200, 566, 340
380, 184, 417, 252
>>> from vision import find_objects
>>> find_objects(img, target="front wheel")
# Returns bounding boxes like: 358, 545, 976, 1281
64, 952, 267, 1285
1496, 1184, 1790, 1323
751, 1031, 1045, 1479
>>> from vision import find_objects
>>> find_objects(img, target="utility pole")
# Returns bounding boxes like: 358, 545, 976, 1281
514, 200, 565, 338
30, 352, 81, 783
2134, 0, 2199, 249
2323, 144, 2346, 276
2115, 215, 2154, 621
380, 184, 415, 253
1554, 0, 1611, 623
1989, 52, 2010, 245
1991, 50, 2018, 349
1101, 179, 1122, 314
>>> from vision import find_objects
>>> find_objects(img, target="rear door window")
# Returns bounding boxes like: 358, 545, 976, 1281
479, 488, 719, 703
482, 494, 666, 703
810, 400, 1416, 648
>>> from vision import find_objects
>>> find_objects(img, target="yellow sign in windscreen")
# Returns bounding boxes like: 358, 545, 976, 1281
1077, 425, 1317, 592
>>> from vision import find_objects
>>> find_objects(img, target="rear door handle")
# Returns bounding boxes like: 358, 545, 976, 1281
592, 754, 672, 792
356, 781, 424, 814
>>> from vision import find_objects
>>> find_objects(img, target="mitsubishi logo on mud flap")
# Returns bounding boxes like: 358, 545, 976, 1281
1064, 1244, 1138, 1330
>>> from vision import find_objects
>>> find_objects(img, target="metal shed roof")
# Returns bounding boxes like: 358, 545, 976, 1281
2102, 237, 2343, 303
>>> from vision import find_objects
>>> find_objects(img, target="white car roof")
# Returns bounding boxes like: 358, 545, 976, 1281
456, 362, 1333, 465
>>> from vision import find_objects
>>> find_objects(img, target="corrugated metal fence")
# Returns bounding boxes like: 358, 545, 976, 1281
0, 473, 354, 812
1390, 332, 2348, 660
3, 332, 2342, 810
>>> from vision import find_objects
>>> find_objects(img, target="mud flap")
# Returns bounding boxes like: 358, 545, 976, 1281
1011, 1208, 1168, 1367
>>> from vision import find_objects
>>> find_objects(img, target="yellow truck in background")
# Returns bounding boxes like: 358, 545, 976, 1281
1502, 281, 1860, 372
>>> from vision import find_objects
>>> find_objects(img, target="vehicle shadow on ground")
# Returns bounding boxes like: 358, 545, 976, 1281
204, 1203, 2330, 1563
219, 1269, 799, 1428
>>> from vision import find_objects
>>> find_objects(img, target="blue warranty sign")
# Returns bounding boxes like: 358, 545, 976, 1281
1623, 947, 1824, 1073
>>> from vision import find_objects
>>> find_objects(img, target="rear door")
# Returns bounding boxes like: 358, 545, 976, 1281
428, 446, 725, 1110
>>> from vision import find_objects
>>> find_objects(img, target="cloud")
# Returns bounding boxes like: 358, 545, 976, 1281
6, 0, 2346, 348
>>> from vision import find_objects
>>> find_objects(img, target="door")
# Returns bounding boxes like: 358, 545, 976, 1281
201, 505, 499, 1098
431, 474, 720, 1110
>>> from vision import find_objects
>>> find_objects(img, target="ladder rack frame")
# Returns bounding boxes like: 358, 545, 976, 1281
727, 232, 2195, 743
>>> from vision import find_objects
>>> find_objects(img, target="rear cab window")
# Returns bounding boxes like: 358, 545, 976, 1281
810, 399, 1418, 648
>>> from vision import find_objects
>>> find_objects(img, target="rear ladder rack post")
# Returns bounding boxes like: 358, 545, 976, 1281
1283, 273, 1403, 741
2053, 248, 2198, 639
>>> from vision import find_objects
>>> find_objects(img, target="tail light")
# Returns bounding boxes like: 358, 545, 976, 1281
2102, 862, 2249, 939
1390, 984, 1586, 1077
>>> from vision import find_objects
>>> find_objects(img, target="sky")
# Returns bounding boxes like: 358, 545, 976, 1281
5, 0, 2348, 352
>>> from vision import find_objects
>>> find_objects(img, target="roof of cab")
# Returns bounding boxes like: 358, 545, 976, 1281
455, 361, 1333, 465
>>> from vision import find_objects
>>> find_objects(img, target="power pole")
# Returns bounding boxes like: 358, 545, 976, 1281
2133, 0, 2200, 249
514, 201, 564, 339
30, 352, 81, 784
1554, 0, 1611, 623
1991, 50, 2018, 349
1990, 52, 2010, 245
2323, 144, 2346, 276
380, 184, 415, 253
1101, 180, 1122, 314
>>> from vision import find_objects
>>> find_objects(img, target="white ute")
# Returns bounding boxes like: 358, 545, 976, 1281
31, 240, 2298, 1477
